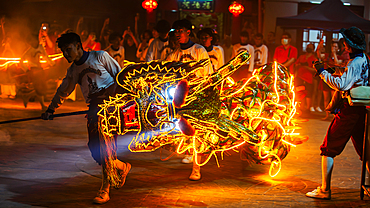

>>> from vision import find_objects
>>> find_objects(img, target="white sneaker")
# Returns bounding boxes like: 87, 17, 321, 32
306, 186, 331, 199
316, 107, 323, 113
309, 107, 315, 112
181, 155, 193, 164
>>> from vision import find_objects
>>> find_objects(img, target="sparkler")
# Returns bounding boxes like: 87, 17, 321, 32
0, 53, 64, 69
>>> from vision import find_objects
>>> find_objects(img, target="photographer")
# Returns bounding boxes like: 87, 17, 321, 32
306, 27, 369, 199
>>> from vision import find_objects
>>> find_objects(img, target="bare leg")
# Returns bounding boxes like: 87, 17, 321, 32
311, 79, 318, 109
322, 156, 334, 191
93, 166, 110, 204
306, 156, 332, 199
321, 91, 332, 120
189, 155, 201, 181
101, 166, 111, 191
306, 98, 312, 110
38, 95, 47, 111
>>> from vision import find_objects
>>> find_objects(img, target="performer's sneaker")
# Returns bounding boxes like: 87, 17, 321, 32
316, 107, 323, 113
93, 190, 110, 204
306, 187, 331, 199
182, 155, 193, 164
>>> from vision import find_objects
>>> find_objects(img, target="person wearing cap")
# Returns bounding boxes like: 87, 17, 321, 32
306, 26, 370, 199
231, 30, 254, 80
145, 20, 171, 62
197, 28, 224, 71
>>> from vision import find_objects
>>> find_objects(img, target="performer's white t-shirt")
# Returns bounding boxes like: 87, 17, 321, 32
232, 43, 254, 72
207, 46, 225, 71
253, 44, 268, 68
105, 45, 125, 68
48, 51, 121, 111
166, 41, 213, 77
145, 37, 168, 62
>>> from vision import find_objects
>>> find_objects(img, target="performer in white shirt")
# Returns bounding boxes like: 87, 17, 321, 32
41, 32, 130, 205
166, 19, 213, 181
166, 19, 213, 77
146, 20, 171, 62
232, 31, 254, 80
105, 32, 125, 68
253, 33, 268, 69
197, 28, 224, 71
160, 31, 180, 61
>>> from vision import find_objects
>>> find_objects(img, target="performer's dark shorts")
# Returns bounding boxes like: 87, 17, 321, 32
29, 67, 47, 96
320, 101, 366, 160
86, 83, 123, 165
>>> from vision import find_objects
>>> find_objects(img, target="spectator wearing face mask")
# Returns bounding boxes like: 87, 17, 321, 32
273, 32, 297, 74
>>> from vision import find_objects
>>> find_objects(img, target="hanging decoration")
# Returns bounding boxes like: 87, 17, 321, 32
229, 1, 244, 16
142, 0, 158, 12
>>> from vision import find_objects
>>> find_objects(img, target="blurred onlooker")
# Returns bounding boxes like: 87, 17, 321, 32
105, 32, 125, 68
273, 32, 297, 74
39, 22, 57, 55
232, 30, 254, 80
295, 43, 318, 113
136, 30, 153, 62
123, 28, 138, 62
20, 34, 55, 110
222, 35, 233, 63
253, 33, 268, 69
160, 31, 179, 61
100, 18, 111, 50
1, 17, 15, 57
266, 31, 278, 63
197, 28, 224, 71
338, 38, 350, 61
146, 20, 171, 62
83, 32, 101, 51
213, 33, 225, 66
316, 39, 348, 120
76, 17, 89, 42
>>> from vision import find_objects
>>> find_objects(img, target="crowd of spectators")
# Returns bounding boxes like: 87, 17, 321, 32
0, 15, 353, 117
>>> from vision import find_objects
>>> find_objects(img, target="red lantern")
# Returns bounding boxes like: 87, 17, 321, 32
229, 2, 244, 16
142, 0, 158, 12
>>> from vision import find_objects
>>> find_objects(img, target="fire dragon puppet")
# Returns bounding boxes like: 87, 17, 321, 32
98, 51, 306, 188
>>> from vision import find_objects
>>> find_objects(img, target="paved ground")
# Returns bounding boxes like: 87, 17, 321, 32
0, 97, 369, 208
